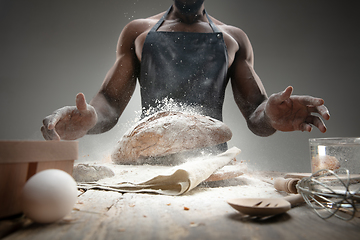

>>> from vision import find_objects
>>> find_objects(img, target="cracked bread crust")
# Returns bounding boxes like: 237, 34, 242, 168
111, 111, 232, 164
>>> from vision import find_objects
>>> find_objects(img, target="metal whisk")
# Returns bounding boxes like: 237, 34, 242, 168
297, 168, 360, 221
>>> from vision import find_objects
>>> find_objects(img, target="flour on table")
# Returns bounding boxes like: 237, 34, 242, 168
77, 147, 245, 195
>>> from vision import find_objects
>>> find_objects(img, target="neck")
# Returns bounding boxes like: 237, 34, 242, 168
171, 3, 206, 24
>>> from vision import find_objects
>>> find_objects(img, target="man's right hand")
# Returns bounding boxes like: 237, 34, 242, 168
41, 93, 98, 140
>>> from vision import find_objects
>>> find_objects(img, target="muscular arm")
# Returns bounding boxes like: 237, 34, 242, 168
41, 19, 158, 140
228, 26, 329, 136
87, 21, 141, 134
229, 28, 276, 137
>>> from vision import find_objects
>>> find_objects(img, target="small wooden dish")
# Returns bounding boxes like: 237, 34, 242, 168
0, 140, 78, 219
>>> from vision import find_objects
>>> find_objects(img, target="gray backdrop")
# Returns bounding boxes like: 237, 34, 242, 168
1, 0, 359, 172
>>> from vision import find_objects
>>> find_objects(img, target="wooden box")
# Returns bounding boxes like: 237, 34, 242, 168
0, 140, 78, 219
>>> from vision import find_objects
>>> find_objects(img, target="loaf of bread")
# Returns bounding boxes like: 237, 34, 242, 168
111, 111, 232, 164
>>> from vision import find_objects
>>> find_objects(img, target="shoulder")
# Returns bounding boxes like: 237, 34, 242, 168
223, 25, 249, 44
117, 13, 164, 51
122, 12, 165, 36
213, 19, 250, 47
116, 12, 166, 56
209, 15, 254, 63
214, 17, 253, 55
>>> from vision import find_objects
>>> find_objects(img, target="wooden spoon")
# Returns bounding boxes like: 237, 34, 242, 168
227, 194, 304, 217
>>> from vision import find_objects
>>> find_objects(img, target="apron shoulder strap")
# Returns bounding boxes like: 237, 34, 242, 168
150, 6, 172, 32
204, 10, 221, 33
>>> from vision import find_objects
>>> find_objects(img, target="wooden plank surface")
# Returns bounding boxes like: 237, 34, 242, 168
1, 173, 360, 240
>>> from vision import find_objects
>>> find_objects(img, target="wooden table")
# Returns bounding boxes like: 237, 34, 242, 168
1, 172, 360, 240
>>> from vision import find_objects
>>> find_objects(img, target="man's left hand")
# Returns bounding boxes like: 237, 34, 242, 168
265, 86, 330, 133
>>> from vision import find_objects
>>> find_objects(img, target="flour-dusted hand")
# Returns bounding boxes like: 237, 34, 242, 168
265, 86, 330, 133
41, 93, 97, 140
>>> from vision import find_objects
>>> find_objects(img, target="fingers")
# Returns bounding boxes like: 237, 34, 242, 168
297, 96, 324, 107
300, 115, 327, 133
299, 123, 312, 133
268, 86, 329, 133
276, 87, 325, 108
42, 113, 62, 140
271, 86, 293, 104
46, 111, 63, 130
41, 93, 88, 141
41, 98, 73, 140
281, 86, 293, 100
76, 92, 88, 113
282, 86, 330, 122
41, 124, 60, 140
313, 116, 327, 133
307, 104, 330, 121
316, 105, 330, 120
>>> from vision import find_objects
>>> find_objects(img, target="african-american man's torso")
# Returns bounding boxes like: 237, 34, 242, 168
131, 11, 244, 70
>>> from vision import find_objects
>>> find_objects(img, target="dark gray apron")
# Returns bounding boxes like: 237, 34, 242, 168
139, 6, 229, 152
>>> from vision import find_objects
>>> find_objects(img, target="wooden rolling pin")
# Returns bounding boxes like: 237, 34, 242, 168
274, 177, 300, 194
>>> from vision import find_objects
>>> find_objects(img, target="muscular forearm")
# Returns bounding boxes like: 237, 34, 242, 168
87, 93, 120, 134
247, 101, 277, 137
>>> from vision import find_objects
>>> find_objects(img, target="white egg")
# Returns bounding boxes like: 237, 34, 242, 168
21, 169, 78, 224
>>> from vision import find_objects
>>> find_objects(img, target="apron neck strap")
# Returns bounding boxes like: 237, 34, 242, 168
150, 6, 221, 33
204, 9, 220, 33
150, 6, 172, 32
